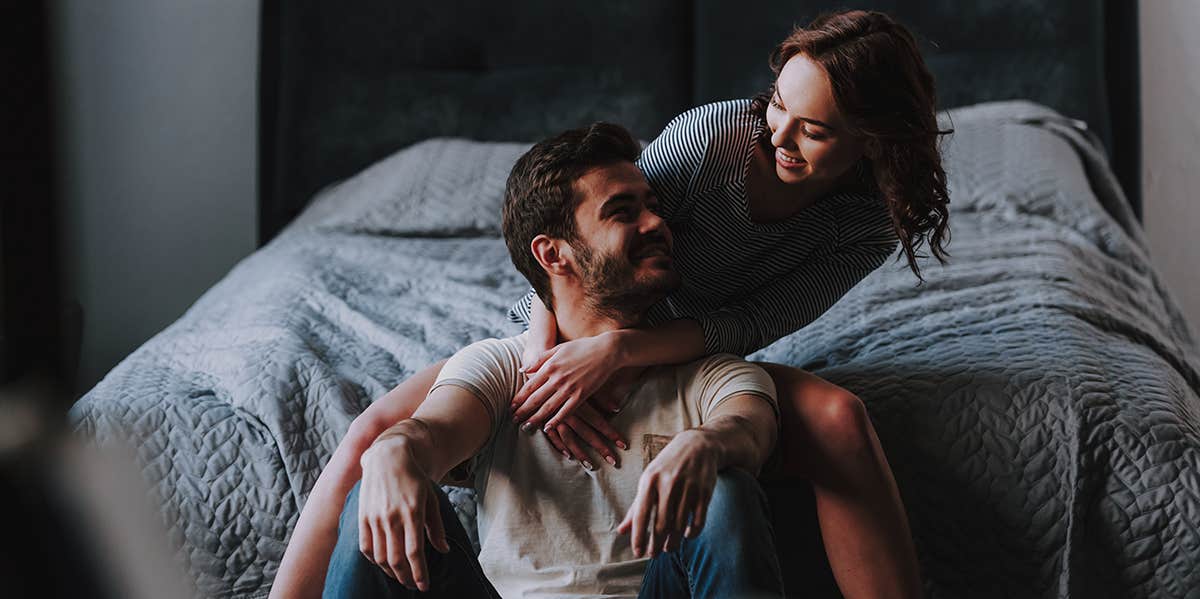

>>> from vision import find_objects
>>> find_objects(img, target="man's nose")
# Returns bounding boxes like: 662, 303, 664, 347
639, 207, 666, 233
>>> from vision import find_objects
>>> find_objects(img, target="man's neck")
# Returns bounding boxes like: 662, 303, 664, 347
547, 282, 646, 341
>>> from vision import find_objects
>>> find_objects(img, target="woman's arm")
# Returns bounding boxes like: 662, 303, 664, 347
521, 291, 558, 370
512, 318, 706, 432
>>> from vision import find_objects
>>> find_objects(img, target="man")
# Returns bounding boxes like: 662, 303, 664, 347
322, 123, 784, 598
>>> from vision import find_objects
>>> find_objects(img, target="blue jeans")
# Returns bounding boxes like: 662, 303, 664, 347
322, 481, 500, 599
323, 470, 783, 598
638, 468, 785, 598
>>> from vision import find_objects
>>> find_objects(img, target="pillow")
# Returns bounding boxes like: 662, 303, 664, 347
297, 138, 532, 237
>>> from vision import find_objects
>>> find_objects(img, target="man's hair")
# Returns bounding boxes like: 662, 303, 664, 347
502, 122, 642, 311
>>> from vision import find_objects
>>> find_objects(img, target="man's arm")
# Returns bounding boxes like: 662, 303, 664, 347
618, 392, 777, 558
270, 374, 493, 599
350, 383, 494, 592
269, 359, 446, 599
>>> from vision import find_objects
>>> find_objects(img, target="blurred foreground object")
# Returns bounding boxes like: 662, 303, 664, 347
0, 375, 190, 599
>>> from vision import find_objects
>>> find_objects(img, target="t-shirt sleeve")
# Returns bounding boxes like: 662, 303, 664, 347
428, 337, 523, 445
694, 199, 899, 356
690, 354, 779, 424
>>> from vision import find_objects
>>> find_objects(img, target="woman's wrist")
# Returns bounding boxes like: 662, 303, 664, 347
605, 329, 633, 368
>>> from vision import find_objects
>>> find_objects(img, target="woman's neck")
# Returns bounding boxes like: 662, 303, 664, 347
745, 140, 865, 223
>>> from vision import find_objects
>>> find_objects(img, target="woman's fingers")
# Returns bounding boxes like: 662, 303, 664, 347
525, 389, 573, 430
511, 375, 557, 422
564, 415, 618, 468
537, 391, 588, 431
575, 403, 628, 451
522, 347, 555, 374
554, 423, 591, 464
544, 426, 570, 459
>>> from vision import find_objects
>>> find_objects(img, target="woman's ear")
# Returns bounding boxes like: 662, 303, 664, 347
531, 235, 573, 276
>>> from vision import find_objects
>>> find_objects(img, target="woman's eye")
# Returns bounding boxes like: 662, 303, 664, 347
803, 128, 827, 141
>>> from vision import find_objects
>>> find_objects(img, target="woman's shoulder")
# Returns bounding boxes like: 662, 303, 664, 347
638, 99, 761, 194
656, 99, 760, 155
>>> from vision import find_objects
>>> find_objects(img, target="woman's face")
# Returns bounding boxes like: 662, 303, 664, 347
764, 54, 866, 188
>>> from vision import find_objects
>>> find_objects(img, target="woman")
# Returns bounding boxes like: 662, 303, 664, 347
273, 9, 948, 599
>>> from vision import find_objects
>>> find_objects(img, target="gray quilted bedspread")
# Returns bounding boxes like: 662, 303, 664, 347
70, 102, 1200, 598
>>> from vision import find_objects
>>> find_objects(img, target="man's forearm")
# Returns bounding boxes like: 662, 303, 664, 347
368, 418, 454, 482
694, 411, 777, 475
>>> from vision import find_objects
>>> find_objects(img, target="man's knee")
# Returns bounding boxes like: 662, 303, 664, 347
700, 469, 770, 539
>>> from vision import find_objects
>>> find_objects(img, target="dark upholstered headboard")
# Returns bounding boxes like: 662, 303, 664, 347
258, 1, 1141, 245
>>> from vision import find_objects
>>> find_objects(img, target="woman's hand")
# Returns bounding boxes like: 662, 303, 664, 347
542, 400, 629, 469
511, 331, 626, 431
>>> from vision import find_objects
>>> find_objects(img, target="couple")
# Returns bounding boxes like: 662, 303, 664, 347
273, 8, 949, 599
326, 123, 785, 597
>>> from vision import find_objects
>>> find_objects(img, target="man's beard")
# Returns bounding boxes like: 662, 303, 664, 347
571, 240, 680, 322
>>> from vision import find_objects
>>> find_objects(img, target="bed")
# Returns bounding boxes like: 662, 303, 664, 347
70, 1, 1200, 598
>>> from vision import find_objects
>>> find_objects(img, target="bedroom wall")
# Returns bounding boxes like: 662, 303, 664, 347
1141, 0, 1200, 340
51, 0, 260, 392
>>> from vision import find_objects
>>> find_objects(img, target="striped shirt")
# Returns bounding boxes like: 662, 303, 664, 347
508, 99, 899, 357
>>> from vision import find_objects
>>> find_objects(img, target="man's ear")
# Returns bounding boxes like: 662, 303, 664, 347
530, 235, 573, 276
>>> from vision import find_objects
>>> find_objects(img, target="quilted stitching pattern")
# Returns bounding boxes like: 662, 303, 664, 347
70, 102, 1200, 598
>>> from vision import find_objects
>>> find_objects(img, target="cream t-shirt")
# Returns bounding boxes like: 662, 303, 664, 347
429, 332, 778, 598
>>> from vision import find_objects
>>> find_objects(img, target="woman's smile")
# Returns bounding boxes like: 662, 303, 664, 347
774, 148, 807, 170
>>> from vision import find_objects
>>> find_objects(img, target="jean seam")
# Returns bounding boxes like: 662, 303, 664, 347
672, 548, 697, 597
444, 531, 498, 597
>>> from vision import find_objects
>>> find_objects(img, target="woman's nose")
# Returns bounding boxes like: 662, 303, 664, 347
771, 118, 797, 150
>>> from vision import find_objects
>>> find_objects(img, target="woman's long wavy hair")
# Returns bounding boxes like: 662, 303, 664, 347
751, 9, 951, 281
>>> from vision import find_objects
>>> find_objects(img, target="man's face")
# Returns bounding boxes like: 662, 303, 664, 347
568, 162, 680, 316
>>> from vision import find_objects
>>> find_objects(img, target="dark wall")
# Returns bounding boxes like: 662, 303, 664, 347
1, 2, 68, 391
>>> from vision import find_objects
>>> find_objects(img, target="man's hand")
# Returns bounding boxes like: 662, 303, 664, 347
358, 438, 451, 592
617, 429, 720, 557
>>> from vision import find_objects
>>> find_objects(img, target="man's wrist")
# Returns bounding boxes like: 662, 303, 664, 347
362, 419, 430, 470
677, 428, 724, 465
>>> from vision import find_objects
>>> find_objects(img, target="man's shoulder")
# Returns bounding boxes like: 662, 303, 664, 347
672, 353, 765, 384
442, 333, 528, 379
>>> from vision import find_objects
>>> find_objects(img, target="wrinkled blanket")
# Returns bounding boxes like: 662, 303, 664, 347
70, 101, 1200, 598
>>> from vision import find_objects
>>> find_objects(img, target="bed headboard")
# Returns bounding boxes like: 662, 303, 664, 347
258, 1, 1141, 245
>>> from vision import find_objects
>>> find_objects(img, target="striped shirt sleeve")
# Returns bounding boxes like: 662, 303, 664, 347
507, 287, 536, 326
695, 209, 899, 356
636, 109, 712, 224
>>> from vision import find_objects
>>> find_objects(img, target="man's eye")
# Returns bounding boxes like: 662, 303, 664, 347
769, 97, 784, 111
